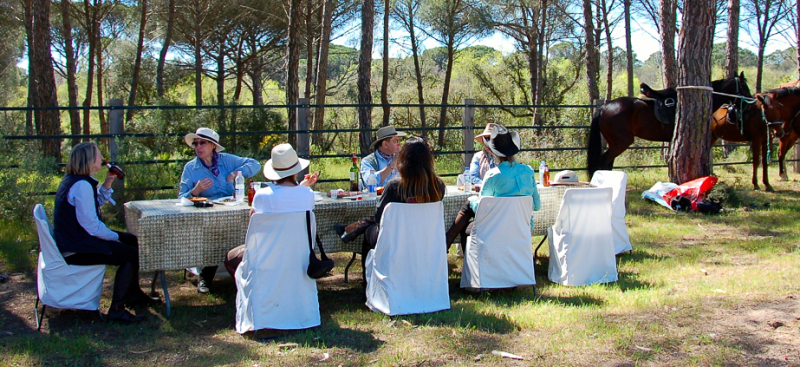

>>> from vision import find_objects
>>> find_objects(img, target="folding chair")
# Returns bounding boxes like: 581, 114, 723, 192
547, 188, 618, 286
461, 196, 536, 290
33, 204, 106, 330
235, 211, 320, 333
365, 202, 450, 316
590, 170, 633, 254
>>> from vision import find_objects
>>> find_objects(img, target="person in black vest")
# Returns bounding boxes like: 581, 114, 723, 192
54, 142, 159, 323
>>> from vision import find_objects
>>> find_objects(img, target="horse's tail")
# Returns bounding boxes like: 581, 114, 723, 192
587, 109, 603, 178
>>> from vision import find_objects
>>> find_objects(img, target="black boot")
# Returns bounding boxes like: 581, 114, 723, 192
197, 266, 217, 293
336, 217, 375, 243
108, 263, 144, 323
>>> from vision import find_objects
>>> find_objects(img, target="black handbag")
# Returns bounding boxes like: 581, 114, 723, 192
306, 211, 334, 279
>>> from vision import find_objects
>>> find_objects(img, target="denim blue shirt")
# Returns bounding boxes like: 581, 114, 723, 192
179, 153, 262, 199
468, 150, 495, 185
361, 151, 398, 186
469, 161, 542, 228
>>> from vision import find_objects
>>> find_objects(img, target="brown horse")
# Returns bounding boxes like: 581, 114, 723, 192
761, 84, 800, 181
710, 96, 785, 191
587, 73, 752, 177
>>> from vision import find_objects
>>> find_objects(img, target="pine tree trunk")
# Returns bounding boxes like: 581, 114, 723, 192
287, 0, 302, 147
82, 0, 96, 140
32, 0, 62, 160
381, 0, 390, 127
303, 0, 314, 99
796, 0, 799, 79
437, 43, 454, 148
725, 0, 739, 78
157, 0, 175, 97
194, 1, 203, 106
668, 0, 716, 184
313, 0, 333, 146
96, 25, 106, 146
61, 0, 81, 147
659, 0, 677, 88
583, 0, 599, 100
127, 0, 148, 123
357, 0, 374, 155
601, 0, 613, 101
24, 0, 33, 135
625, 0, 633, 96
216, 45, 226, 131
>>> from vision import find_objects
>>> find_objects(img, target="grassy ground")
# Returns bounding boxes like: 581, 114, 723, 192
1, 164, 799, 366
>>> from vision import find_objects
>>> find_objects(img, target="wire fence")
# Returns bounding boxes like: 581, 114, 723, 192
2, 100, 796, 195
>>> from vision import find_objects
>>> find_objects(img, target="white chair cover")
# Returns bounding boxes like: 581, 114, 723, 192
590, 170, 633, 254
547, 188, 618, 286
365, 202, 450, 316
235, 212, 320, 333
461, 196, 535, 289
34, 204, 106, 311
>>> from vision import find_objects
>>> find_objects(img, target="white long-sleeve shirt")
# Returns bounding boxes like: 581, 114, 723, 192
67, 180, 119, 242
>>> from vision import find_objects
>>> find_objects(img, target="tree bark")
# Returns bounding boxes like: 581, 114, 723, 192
32, 0, 62, 160
126, 0, 149, 123
725, 0, 739, 78
625, 0, 633, 96
601, 0, 613, 101
81, 0, 96, 140
303, 0, 314, 99
60, 0, 81, 147
193, 0, 203, 106
216, 42, 226, 131
658, 0, 677, 88
797, 0, 799, 80
357, 0, 375, 154
157, 0, 175, 97
24, 0, 33, 135
380, 0, 390, 127
96, 23, 106, 143
437, 42, 454, 147
583, 0, 600, 100
313, 0, 333, 145
287, 0, 302, 147
668, 0, 716, 184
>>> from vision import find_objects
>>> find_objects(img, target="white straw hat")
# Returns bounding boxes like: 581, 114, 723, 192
184, 127, 225, 152
263, 143, 310, 180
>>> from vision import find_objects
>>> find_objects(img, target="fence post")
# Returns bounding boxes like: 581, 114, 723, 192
795, 141, 800, 174
108, 99, 125, 222
296, 98, 310, 177
462, 98, 475, 170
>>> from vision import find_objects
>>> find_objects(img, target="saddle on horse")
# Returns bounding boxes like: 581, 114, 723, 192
640, 83, 677, 126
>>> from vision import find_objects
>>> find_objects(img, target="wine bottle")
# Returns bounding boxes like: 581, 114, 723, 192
349, 154, 360, 192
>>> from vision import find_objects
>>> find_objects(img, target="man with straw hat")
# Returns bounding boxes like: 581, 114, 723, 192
467, 123, 499, 185
179, 127, 261, 293
361, 126, 407, 186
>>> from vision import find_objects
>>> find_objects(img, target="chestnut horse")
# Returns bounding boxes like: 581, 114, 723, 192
587, 73, 752, 178
763, 83, 800, 181
710, 96, 785, 191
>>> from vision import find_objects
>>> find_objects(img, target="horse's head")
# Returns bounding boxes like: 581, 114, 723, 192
736, 71, 753, 98
756, 93, 786, 138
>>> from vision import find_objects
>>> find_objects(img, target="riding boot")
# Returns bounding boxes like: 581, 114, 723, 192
110, 262, 135, 312
337, 216, 375, 243
445, 210, 472, 252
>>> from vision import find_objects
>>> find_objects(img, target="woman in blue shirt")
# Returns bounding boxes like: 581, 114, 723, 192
179, 127, 261, 293
445, 125, 541, 252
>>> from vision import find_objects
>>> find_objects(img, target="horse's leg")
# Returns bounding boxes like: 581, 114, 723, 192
778, 134, 797, 181
601, 138, 633, 172
751, 140, 761, 191
762, 137, 773, 192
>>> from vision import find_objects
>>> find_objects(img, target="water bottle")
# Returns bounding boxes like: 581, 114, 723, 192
367, 169, 378, 200
234, 171, 245, 202
462, 167, 472, 193
539, 161, 546, 186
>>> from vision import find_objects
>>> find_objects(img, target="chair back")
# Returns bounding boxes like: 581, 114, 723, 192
547, 188, 618, 286
365, 202, 450, 316
590, 170, 632, 254
461, 196, 535, 289
34, 204, 105, 310
235, 211, 320, 333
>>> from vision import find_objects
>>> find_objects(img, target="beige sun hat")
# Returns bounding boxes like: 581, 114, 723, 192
263, 143, 310, 180
184, 127, 225, 152
369, 126, 408, 150
551, 170, 589, 185
475, 123, 498, 144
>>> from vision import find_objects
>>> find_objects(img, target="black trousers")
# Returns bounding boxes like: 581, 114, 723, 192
64, 231, 144, 310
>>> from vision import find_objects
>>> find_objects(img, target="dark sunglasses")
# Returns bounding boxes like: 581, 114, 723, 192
192, 140, 210, 147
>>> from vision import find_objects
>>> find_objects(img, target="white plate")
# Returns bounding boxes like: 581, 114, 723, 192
212, 196, 242, 205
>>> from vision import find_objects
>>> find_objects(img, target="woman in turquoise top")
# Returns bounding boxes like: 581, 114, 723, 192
445, 124, 541, 252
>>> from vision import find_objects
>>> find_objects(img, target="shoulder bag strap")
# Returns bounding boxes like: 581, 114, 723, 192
305, 210, 314, 253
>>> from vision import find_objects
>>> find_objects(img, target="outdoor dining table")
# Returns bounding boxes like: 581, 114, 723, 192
124, 184, 579, 316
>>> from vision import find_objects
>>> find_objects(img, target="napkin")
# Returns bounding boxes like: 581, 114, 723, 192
177, 197, 194, 206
